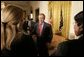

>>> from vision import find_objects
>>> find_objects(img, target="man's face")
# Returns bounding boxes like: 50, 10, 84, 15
38, 15, 44, 24
74, 22, 80, 36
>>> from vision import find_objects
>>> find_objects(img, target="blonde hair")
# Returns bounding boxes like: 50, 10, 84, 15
1, 5, 24, 50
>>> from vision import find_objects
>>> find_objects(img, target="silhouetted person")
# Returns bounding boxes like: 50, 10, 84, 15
1, 5, 37, 56
52, 11, 83, 56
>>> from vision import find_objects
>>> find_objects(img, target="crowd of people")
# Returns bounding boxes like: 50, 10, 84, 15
1, 5, 83, 56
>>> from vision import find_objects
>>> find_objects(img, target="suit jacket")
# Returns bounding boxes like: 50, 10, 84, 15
33, 22, 53, 56
52, 35, 83, 56
33, 22, 53, 45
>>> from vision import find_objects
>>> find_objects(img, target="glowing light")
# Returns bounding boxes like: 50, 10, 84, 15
30, 13, 33, 19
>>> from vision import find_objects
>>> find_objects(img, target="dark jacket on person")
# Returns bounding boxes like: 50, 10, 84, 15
1, 34, 37, 56
33, 22, 53, 56
52, 35, 83, 56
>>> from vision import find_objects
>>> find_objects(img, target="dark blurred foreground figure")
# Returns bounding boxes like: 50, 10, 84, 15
1, 5, 37, 56
52, 11, 83, 56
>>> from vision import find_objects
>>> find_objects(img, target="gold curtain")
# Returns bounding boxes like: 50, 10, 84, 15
48, 1, 71, 38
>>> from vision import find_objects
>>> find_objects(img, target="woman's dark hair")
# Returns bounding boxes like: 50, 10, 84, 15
74, 11, 83, 26
74, 11, 83, 34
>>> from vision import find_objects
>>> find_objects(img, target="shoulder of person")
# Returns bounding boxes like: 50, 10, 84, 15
44, 22, 51, 27
58, 41, 69, 47
78, 35, 83, 41
58, 40, 75, 48
59, 38, 83, 48
68, 35, 83, 44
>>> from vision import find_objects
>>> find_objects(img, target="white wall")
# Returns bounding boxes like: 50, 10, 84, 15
29, 1, 40, 21
69, 1, 83, 39
39, 1, 49, 23
29, 1, 49, 22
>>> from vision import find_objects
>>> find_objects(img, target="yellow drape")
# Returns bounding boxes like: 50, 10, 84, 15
48, 1, 71, 38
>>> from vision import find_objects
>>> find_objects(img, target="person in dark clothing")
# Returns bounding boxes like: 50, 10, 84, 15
10, 34, 37, 56
1, 5, 37, 56
22, 18, 36, 35
1, 5, 24, 56
32, 13, 53, 56
52, 11, 83, 56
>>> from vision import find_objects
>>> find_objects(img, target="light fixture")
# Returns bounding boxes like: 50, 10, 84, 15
30, 13, 33, 19
30, 6, 33, 20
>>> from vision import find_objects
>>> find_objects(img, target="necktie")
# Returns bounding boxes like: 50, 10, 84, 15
38, 23, 42, 36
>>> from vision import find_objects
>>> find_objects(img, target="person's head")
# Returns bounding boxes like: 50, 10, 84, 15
74, 11, 83, 36
2, 5, 23, 23
1, 5, 24, 50
38, 13, 45, 24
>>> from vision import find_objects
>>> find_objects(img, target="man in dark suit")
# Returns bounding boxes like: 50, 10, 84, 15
52, 11, 83, 56
32, 13, 53, 56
